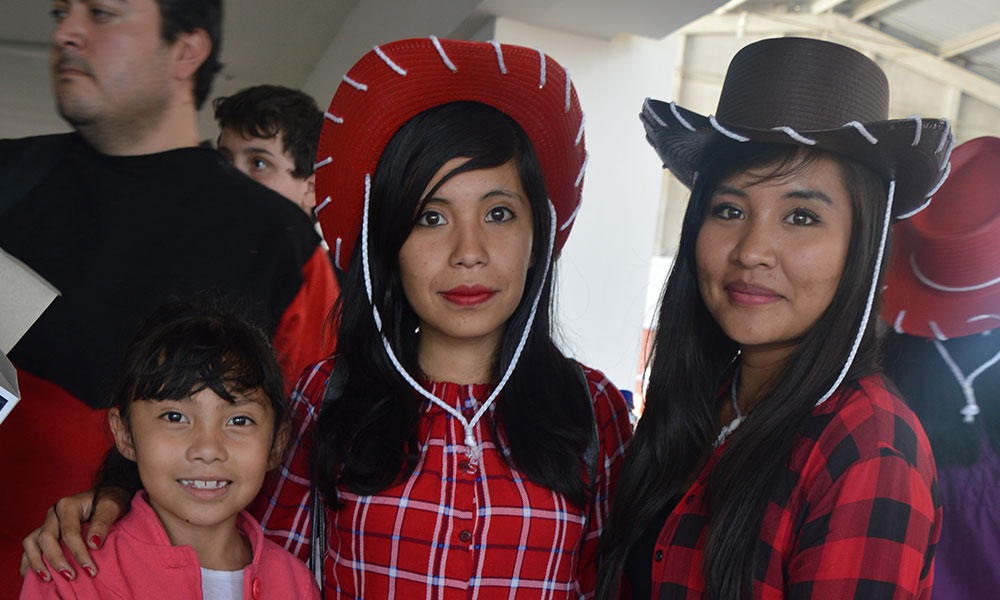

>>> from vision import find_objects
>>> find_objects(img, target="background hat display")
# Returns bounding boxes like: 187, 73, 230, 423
640, 36, 952, 220
314, 37, 587, 271
882, 136, 1000, 340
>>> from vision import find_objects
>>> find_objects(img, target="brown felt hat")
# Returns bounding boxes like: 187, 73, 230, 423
641, 37, 953, 219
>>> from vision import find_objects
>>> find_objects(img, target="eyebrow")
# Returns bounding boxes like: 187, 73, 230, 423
242, 147, 277, 157
424, 188, 525, 205
713, 185, 833, 205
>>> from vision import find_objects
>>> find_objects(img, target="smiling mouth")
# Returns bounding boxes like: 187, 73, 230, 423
178, 479, 231, 490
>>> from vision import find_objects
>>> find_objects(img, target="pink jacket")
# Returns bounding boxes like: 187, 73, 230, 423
20, 492, 319, 600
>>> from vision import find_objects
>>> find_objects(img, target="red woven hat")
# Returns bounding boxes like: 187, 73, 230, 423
313, 37, 587, 271
882, 136, 1000, 339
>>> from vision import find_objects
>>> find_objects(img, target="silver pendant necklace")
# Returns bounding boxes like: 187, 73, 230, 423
714, 368, 745, 449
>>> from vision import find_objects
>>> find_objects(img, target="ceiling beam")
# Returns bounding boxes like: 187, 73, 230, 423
713, 0, 754, 15
810, 0, 850, 15
851, 0, 906, 21
938, 19, 1000, 57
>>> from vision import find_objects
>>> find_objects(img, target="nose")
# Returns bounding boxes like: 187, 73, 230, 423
731, 219, 776, 269
449, 221, 488, 268
51, 5, 86, 52
186, 423, 228, 463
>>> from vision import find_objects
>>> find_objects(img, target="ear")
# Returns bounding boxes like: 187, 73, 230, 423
108, 407, 137, 462
169, 28, 212, 84
300, 173, 317, 213
267, 422, 291, 470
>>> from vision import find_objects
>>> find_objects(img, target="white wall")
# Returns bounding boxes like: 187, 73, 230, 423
492, 18, 678, 393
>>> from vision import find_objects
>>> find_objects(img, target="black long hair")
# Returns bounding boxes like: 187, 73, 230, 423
96, 300, 290, 496
596, 142, 891, 599
311, 102, 594, 508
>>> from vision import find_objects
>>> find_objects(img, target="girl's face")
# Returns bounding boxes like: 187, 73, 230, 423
109, 387, 281, 546
694, 154, 853, 358
398, 157, 535, 365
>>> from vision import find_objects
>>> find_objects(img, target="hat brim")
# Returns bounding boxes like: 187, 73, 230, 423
641, 99, 952, 220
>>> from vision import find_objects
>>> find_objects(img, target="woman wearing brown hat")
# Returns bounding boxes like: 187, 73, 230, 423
596, 37, 951, 598
21, 38, 632, 599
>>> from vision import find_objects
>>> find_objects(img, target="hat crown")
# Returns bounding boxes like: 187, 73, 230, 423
716, 37, 889, 131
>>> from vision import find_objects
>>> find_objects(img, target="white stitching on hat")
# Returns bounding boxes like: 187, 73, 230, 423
535, 48, 546, 88
893, 310, 906, 334
709, 115, 749, 142
692, 171, 699, 185
324, 112, 343, 124
906, 115, 922, 146
489, 41, 507, 74
940, 132, 955, 169
342, 75, 367, 91
816, 178, 895, 407
842, 121, 878, 144
314, 196, 332, 213
430, 36, 457, 72
896, 196, 932, 220
968, 315, 1000, 323
314, 156, 332, 170
936, 119, 952, 154
772, 126, 816, 145
374, 45, 407, 76
924, 160, 952, 197
911, 249, 1000, 292
334, 237, 342, 271
575, 151, 588, 187
564, 68, 572, 113
670, 102, 696, 132
929, 320, 948, 341
560, 200, 581, 232
641, 99, 668, 128
575, 114, 585, 147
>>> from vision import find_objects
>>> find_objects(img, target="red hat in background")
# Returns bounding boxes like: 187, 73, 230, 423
882, 136, 1000, 339
313, 37, 587, 272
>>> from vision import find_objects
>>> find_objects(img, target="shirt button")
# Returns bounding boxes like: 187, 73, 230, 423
655, 550, 664, 562
458, 459, 470, 471
251, 577, 261, 599
459, 530, 473, 543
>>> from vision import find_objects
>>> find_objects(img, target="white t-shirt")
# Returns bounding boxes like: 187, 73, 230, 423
201, 567, 244, 600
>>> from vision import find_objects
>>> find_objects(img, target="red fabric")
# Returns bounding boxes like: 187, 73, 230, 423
18, 492, 319, 599
0, 370, 111, 599
250, 358, 633, 599
271, 246, 339, 393
644, 375, 941, 599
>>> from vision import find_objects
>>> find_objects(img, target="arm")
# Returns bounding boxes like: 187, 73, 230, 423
248, 359, 334, 562
576, 369, 634, 598
271, 247, 339, 393
787, 438, 941, 599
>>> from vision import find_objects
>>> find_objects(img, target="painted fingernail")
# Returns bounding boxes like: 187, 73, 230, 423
59, 568, 74, 581
89, 534, 102, 549
83, 565, 96, 577
35, 570, 50, 583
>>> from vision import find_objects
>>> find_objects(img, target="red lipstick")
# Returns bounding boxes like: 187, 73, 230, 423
440, 285, 497, 306
726, 282, 781, 306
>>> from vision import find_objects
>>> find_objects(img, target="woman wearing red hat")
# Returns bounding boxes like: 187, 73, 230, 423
881, 136, 1000, 600
21, 38, 631, 599
596, 38, 951, 599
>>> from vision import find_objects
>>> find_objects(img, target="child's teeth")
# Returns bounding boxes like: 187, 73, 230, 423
181, 480, 229, 489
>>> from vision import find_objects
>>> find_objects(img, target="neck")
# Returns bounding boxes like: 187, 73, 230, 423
78, 97, 200, 156
158, 512, 252, 571
735, 341, 798, 413
416, 331, 501, 384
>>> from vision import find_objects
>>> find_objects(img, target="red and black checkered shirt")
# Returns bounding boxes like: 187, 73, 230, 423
250, 359, 633, 599
645, 375, 941, 599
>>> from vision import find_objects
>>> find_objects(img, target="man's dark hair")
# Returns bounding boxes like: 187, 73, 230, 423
155, 0, 223, 109
213, 85, 324, 179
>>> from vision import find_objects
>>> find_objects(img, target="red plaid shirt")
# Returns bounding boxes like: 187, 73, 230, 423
250, 359, 632, 599
646, 375, 941, 599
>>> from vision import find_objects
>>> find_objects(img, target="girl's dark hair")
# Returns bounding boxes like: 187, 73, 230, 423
882, 331, 1000, 467
96, 300, 289, 496
311, 102, 594, 508
596, 142, 891, 599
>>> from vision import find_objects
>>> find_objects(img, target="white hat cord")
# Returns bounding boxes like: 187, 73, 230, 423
361, 173, 558, 461
932, 338, 1000, 423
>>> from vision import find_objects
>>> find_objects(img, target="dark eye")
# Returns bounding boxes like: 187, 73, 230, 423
50, 8, 68, 22
161, 411, 187, 423
710, 203, 743, 220
415, 210, 445, 227
228, 415, 254, 427
251, 158, 269, 170
786, 208, 820, 226
486, 206, 514, 223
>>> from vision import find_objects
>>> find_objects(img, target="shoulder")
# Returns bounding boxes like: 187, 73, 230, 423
249, 530, 318, 595
289, 357, 339, 415
576, 363, 633, 448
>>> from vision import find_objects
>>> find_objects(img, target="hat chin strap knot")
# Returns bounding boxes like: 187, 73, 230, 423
361, 173, 558, 461
933, 338, 1000, 424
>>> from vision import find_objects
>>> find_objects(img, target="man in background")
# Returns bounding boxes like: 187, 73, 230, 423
0, 1, 337, 592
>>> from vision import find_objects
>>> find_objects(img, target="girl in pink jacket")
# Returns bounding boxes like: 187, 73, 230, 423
19, 302, 319, 600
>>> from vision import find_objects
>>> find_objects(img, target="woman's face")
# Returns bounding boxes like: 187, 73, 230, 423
695, 154, 853, 357
398, 157, 535, 360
